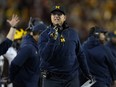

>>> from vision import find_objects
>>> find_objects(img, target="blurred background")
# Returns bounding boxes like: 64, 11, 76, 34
0, 0, 116, 42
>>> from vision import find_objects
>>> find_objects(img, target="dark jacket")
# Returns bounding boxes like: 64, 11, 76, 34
82, 36, 116, 86
10, 34, 40, 87
0, 38, 12, 55
38, 26, 90, 80
106, 41, 116, 63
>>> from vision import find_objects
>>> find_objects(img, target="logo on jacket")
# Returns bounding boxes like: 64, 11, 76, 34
60, 35, 65, 43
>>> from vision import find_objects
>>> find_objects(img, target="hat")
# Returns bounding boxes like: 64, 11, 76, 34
14, 29, 27, 40
89, 26, 107, 36
51, 5, 66, 14
26, 17, 41, 30
32, 21, 47, 34
26, 17, 46, 33
108, 31, 116, 38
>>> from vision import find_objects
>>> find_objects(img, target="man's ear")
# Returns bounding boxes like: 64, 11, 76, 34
64, 15, 67, 21
30, 32, 33, 35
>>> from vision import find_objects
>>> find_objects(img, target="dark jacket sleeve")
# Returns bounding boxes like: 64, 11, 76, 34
38, 32, 56, 61
0, 38, 12, 55
104, 46, 116, 80
10, 46, 32, 81
76, 38, 90, 77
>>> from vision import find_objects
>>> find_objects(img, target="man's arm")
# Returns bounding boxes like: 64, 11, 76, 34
76, 37, 92, 80
105, 46, 116, 81
104, 46, 116, 87
38, 28, 58, 61
0, 14, 20, 55
9, 46, 32, 81
6, 14, 20, 41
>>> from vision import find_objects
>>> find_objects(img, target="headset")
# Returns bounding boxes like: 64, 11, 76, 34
89, 26, 100, 38
89, 26, 106, 38
26, 17, 46, 35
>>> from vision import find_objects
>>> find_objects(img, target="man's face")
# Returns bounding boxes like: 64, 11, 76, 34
99, 33, 106, 43
51, 11, 66, 26
32, 34, 40, 42
111, 37, 116, 44
35, 35, 40, 42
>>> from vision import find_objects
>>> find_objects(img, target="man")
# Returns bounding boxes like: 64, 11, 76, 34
0, 14, 19, 56
106, 31, 116, 61
0, 14, 19, 87
9, 19, 46, 87
106, 31, 116, 87
82, 26, 116, 87
38, 5, 92, 87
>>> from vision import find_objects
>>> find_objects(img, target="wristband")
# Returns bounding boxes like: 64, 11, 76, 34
11, 26, 17, 29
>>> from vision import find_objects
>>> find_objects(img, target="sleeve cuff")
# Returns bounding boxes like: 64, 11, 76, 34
5, 38, 13, 45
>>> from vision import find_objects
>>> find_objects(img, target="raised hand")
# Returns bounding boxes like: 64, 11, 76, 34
7, 14, 20, 27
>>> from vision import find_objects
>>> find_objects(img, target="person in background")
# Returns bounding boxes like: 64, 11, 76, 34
0, 14, 19, 56
0, 14, 20, 87
38, 5, 92, 87
106, 31, 116, 61
105, 31, 116, 87
82, 26, 116, 87
9, 18, 46, 87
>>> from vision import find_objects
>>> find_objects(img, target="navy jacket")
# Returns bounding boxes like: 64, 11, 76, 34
106, 42, 116, 63
0, 38, 12, 55
82, 36, 116, 86
38, 26, 90, 79
10, 34, 40, 87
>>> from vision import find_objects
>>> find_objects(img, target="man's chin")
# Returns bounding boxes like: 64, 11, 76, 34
54, 23, 60, 25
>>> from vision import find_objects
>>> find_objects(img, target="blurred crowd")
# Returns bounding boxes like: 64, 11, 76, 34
0, 0, 116, 41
